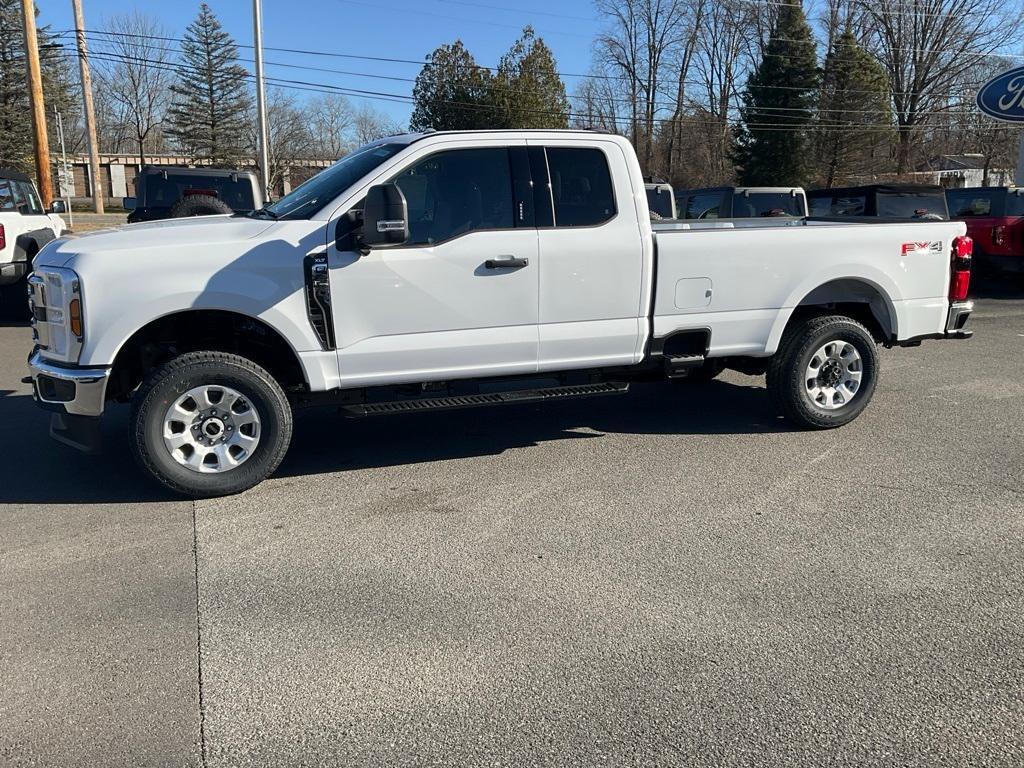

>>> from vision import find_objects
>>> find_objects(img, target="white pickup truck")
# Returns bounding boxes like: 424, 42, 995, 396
1, 168, 66, 318
26, 130, 974, 497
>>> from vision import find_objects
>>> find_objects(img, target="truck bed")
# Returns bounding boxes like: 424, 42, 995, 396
650, 218, 967, 357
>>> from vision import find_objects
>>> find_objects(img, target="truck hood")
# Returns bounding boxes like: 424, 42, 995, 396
37, 214, 278, 268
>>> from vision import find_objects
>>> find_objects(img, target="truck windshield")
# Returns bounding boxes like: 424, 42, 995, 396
263, 143, 404, 220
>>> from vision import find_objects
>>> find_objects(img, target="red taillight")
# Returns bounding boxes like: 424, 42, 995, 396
992, 224, 1006, 246
950, 235, 972, 302
0, 224, 5, 251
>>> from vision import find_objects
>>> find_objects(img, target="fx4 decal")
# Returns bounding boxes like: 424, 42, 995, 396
901, 241, 943, 256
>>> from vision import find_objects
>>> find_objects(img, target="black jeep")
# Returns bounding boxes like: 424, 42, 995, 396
124, 167, 264, 223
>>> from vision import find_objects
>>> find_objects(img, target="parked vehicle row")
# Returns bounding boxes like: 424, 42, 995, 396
124, 166, 263, 223
0, 168, 66, 319
674, 186, 808, 220
946, 186, 1024, 276
26, 130, 974, 497
808, 185, 949, 220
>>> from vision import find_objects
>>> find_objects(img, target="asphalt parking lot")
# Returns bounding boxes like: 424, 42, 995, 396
1, 284, 1022, 767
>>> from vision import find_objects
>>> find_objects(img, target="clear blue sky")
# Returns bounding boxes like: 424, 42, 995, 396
35, 0, 608, 127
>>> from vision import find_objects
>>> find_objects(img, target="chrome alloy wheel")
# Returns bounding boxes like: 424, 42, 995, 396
804, 340, 863, 410
162, 385, 261, 473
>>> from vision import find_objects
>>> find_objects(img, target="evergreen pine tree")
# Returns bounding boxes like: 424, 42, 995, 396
733, 4, 819, 186
410, 41, 496, 131
0, 0, 78, 175
494, 27, 568, 129
167, 3, 251, 166
816, 32, 892, 187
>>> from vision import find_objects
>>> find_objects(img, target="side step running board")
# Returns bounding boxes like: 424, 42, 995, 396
664, 353, 705, 379
342, 381, 629, 417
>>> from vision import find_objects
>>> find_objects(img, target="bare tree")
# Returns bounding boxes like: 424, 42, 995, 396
860, 0, 1021, 175
929, 58, 1021, 184
596, 0, 691, 172
310, 93, 354, 158
572, 64, 622, 133
94, 12, 173, 166
351, 104, 402, 146
258, 88, 313, 194
691, 0, 752, 181
91, 86, 132, 155
665, 0, 707, 180
595, 0, 642, 150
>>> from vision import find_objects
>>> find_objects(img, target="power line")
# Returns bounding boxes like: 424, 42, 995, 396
77, 45, 1011, 134
78, 33, 992, 124
76, 33, 809, 114
333, 0, 595, 38
64, 27, 993, 101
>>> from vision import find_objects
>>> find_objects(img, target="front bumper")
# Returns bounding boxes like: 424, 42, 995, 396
27, 349, 111, 417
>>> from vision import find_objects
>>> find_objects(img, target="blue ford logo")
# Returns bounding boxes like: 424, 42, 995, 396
977, 66, 1024, 123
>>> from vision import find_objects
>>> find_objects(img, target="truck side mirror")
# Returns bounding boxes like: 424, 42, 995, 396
122, 197, 137, 211
334, 208, 364, 252
49, 199, 67, 214
360, 183, 408, 251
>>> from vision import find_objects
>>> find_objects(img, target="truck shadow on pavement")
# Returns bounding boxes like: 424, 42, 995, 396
0, 378, 784, 504
0, 390, 170, 504
277, 378, 789, 480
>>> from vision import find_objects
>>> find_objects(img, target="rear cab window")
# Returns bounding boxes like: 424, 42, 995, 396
9, 180, 28, 213
946, 189, 998, 217
733, 192, 804, 218
545, 147, 616, 227
876, 190, 947, 219
685, 191, 724, 220
646, 186, 675, 218
1006, 191, 1024, 216
809, 192, 866, 216
18, 182, 43, 215
0, 180, 15, 211
142, 173, 256, 211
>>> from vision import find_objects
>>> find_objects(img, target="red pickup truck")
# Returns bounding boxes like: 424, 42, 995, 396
945, 187, 1024, 277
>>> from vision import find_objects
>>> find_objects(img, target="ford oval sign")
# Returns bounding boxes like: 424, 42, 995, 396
977, 66, 1024, 123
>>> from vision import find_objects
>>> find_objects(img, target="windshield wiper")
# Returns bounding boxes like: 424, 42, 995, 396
276, 198, 318, 220
250, 206, 279, 220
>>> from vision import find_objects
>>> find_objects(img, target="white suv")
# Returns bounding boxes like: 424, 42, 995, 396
0, 168, 66, 318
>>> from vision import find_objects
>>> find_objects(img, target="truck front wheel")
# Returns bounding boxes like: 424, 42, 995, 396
130, 351, 293, 497
767, 315, 879, 429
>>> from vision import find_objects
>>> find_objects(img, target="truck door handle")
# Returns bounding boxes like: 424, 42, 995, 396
484, 255, 529, 269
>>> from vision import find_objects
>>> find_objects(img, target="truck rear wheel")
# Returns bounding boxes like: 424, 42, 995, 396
767, 314, 879, 429
130, 351, 293, 497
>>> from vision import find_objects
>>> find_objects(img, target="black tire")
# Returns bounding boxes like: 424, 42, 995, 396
168, 194, 233, 218
767, 314, 879, 429
0, 245, 35, 321
130, 351, 293, 497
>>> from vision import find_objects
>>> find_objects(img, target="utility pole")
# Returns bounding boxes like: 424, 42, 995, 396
71, 0, 104, 213
21, 0, 53, 208
54, 107, 73, 227
252, 0, 271, 201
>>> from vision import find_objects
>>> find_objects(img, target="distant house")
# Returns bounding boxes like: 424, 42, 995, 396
915, 154, 1015, 188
